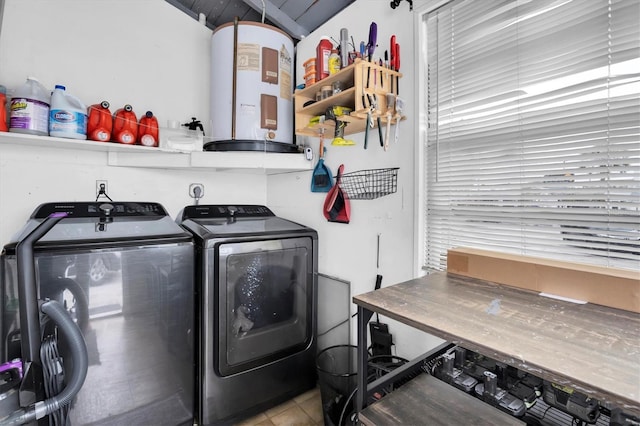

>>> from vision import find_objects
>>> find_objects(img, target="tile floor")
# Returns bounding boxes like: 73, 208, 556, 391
235, 387, 325, 426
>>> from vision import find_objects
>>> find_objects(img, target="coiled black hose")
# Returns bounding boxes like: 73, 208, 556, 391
1, 300, 88, 425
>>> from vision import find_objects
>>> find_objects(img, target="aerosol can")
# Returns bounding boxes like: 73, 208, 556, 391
112, 104, 137, 144
87, 101, 112, 142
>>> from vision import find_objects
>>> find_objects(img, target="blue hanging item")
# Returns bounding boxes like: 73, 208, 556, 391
311, 131, 333, 192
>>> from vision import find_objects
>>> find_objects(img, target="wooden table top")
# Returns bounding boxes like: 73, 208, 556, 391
353, 272, 640, 414
359, 374, 525, 426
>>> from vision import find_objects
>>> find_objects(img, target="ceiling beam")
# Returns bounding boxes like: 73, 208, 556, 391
242, 0, 310, 40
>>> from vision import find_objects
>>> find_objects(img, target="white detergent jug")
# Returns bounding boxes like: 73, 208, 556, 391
49, 85, 87, 139
9, 77, 50, 136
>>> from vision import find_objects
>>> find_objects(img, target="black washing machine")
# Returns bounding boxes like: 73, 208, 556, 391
1, 202, 195, 425
177, 205, 318, 425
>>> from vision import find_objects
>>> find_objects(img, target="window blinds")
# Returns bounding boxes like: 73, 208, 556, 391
424, 0, 640, 271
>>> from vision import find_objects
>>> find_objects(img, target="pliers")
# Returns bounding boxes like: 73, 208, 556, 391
364, 96, 375, 149
369, 94, 384, 147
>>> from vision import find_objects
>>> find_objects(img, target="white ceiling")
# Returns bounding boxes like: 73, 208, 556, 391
166, 0, 356, 42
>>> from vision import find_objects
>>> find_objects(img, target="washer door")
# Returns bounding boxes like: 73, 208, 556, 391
215, 236, 314, 376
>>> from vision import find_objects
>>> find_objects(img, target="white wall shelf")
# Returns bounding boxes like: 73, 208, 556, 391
0, 132, 313, 174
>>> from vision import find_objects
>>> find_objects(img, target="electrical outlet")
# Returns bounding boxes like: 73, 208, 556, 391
189, 183, 204, 198
96, 180, 108, 198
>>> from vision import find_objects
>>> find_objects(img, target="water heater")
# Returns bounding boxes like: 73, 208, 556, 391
209, 20, 295, 151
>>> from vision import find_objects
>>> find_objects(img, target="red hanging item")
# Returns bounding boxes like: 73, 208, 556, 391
323, 164, 350, 224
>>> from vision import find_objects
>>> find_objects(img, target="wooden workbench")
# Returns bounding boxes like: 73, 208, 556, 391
353, 272, 640, 423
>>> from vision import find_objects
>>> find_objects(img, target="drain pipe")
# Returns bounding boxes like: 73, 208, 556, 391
2, 300, 89, 425
2, 212, 88, 425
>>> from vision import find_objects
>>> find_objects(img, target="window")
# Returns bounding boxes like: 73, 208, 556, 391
422, 0, 640, 271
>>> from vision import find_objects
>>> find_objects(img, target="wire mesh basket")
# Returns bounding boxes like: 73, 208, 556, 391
337, 167, 399, 200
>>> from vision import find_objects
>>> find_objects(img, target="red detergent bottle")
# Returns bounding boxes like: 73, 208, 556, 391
87, 100, 112, 142
112, 104, 137, 144
137, 111, 159, 147
0, 85, 8, 132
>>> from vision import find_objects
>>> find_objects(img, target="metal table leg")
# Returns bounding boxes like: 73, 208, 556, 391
355, 302, 454, 419
356, 305, 373, 415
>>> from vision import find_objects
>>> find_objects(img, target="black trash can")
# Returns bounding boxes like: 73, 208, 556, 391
316, 344, 358, 426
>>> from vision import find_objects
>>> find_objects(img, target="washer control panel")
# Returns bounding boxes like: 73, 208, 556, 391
31, 202, 168, 218
180, 205, 274, 220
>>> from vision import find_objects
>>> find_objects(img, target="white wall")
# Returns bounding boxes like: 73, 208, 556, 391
268, 0, 444, 358
0, 0, 210, 132
0, 0, 267, 243
0, 0, 443, 359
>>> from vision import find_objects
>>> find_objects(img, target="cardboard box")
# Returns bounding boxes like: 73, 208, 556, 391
447, 247, 640, 313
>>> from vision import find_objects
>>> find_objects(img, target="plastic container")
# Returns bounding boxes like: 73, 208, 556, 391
9, 77, 50, 136
0, 85, 8, 132
321, 85, 332, 100
137, 111, 159, 147
48, 85, 87, 140
304, 71, 316, 87
303, 57, 316, 75
159, 120, 203, 152
87, 101, 112, 142
328, 49, 341, 75
316, 37, 333, 82
112, 104, 137, 144
332, 81, 344, 95
159, 128, 203, 152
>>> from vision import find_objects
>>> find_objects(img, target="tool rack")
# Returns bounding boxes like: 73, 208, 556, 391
293, 59, 404, 137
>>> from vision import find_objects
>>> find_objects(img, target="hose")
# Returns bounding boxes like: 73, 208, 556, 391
1, 300, 88, 425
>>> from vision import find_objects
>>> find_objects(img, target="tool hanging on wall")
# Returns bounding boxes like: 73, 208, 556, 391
366, 22, 377, 88
364, 98, 374, 149
394, 96, 404, 143
384, 93, 395, 150
360, 41, 367, 108
311, 129, 334, 192
383, 50, 389, 89
396, 43, 400, 95
325, 106, 355, 146
394, 43, 401, 95
390, 35, 400, 95
367, 94, 384, 147
323, 164, 350, 224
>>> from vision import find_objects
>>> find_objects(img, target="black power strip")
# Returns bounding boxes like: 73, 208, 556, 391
369, 321, 393, 359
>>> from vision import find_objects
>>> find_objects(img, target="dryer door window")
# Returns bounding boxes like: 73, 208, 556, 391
216, 237, 313, 376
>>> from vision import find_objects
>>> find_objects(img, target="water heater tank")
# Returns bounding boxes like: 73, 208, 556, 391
209, 20, 294, 150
